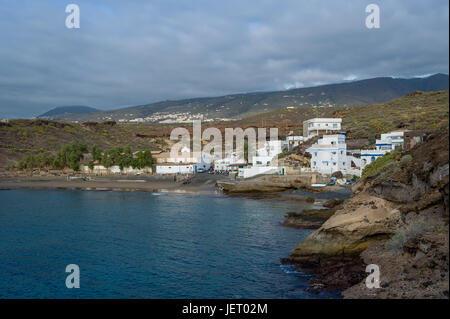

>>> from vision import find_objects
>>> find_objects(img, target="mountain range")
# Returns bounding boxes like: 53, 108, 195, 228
38, 105, 99, 118
39, 73, 449, 122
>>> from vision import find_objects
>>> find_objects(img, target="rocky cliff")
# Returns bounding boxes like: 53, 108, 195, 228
289, 127, 449, 298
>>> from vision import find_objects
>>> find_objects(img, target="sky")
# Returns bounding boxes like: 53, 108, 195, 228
0, 0, 448, 118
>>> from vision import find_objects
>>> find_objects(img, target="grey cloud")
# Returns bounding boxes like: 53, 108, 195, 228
0, 0, 448, 118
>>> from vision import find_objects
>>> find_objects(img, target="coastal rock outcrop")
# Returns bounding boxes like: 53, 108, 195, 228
290, 194, 402, 263
289, 127, 449, 297
282, 198, 345, 229
217, 175, 312, 194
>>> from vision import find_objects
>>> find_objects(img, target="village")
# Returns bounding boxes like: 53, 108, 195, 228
79, 117, 421, 188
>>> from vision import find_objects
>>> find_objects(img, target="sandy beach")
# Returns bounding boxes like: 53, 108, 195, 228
0, 174, 224, 194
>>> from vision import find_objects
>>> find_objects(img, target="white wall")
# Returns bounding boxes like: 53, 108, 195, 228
238, 166, 286, 179
156, 165, 194, 174
81, 165, 152, 175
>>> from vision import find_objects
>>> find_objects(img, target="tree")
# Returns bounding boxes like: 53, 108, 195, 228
53, 142, 88, 171
91, 145, 102, 162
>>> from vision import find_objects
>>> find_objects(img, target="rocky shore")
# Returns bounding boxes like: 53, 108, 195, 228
282, 198, 344, 228
284, 127, 449, 298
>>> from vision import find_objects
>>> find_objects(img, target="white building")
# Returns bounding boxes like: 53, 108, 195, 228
156, 164, 195, 175
214, 152, 247, 172
360, 149, 388, 169
303, 118, 342, 138
376, 131, 405, 151
156, 149, 212, 174
286, 136, 304, 151
306, 134, 349, 174
167, 146, 193, 163
81, 165, 152, 175
238, 166, 286, 179
252, 140, 286, 166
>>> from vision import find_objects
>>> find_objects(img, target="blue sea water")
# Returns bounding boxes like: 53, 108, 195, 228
0, 190, 340, 299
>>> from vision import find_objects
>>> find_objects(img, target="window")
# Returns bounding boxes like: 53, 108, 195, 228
314, 152, 318, 156
333, 124, 338, 128
313, 161, 316, 166
343, 162, 346, 166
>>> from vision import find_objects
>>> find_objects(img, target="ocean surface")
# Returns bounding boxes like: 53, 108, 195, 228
0, 189, 341, 299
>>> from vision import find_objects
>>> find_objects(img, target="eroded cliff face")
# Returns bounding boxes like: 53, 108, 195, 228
289, 128, 449, 298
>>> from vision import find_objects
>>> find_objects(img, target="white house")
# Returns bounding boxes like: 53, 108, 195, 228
252, 140, 286, 167
306, 134, 349, 174
214, 152, 247, 172
167, 146, 193, 163
376, 131, 405, 151
81, 165, 152, 175
238, 166, 286, 179
156, 150, 212, 174
156, 164, 195, 175
303, 118, 342, 138
360, 149, 388, 169
286, 136, 304, 151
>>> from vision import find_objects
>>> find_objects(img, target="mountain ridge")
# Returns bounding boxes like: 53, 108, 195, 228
38, 105, 99, 118
42, 73, 449, 122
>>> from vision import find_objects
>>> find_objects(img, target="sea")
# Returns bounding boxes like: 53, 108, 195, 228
0, 189, 343, 299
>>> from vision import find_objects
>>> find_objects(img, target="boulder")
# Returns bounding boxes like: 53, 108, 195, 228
290, 194, 403, 264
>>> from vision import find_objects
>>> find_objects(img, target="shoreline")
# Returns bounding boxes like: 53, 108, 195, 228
0, 174, 350, 203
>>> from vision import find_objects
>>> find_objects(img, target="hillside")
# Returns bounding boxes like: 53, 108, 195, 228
44, 74, 449, 122
0, 120, 162, 169
1, 90, 448, 170
38, 105, 99, 118
235, 90, 449, 140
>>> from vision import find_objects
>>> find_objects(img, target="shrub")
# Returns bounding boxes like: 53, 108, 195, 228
385, 233, 405, 252
361, 151, 400, 181
385, 218, 430, 253
400, 154, 413, 166
17, 152, 55, 170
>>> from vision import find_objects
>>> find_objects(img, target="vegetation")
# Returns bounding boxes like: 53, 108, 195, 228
53, 142, 88, 171
13, 141, 154, 172
361, 151, 401, 182
92, 145, 154, 170
234, 90, 449, 140
400, 154, 413, 167
16, 152, 55, 170
385, 219, 430, 253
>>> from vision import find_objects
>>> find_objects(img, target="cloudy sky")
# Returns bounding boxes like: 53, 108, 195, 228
0, 0, 448, 118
